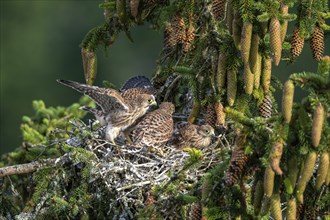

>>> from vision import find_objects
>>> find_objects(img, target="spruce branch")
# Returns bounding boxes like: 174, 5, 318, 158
0, 154, 70, 178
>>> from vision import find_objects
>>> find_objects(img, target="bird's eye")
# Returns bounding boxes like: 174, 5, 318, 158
148, 99, 153, 103
205, 130, 209, 133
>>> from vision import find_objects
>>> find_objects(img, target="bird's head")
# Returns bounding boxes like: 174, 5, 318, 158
136, 94, 157, 109
198, 124, 215, 137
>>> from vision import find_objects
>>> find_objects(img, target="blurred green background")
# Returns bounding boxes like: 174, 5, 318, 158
0, 1, 163, 155
0, 1, 328, 155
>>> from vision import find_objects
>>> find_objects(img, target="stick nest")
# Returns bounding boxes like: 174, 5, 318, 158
14, 119, 229, 219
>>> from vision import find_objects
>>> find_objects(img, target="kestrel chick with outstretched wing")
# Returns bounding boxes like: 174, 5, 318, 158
79, 83, 155, 126
57, 79, 156, 143
131, 102, 175, 148
172, 123, 215, 149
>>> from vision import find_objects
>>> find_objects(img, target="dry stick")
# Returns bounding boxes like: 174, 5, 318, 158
116, 181, 152, 192
0, 154, 70, 178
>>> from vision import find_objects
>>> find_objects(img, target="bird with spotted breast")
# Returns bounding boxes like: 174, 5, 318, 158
57, 79, 157, 143
172, 122, 215, 149
131, 102, 175, 148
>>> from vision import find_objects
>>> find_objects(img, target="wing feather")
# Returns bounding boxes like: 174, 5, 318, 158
57, 79, 129, 112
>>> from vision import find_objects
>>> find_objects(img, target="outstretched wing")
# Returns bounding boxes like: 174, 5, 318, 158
57, 79, 128, 112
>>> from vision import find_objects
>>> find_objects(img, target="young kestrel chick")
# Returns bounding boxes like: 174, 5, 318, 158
172, 123, 215, 149
79, 76, 156, 126
131, 102, 175, 148
57, 79, 156, 143
80, 87, 155, 126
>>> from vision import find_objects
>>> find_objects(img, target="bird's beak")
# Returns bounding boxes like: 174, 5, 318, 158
151, 100, 157, 106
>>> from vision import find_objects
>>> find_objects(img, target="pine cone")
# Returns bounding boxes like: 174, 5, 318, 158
305, 208, 316, 220
311, 103, 324, 148
261, 56, 272, 94
326, 161, 330, 186
130, 0, 140, 18
259, 94, 272, 118
280, 4, 289, 43
243, 65, 254, 95
183, 18, 196, 53
164, 23, 176, 50
81, 48, 97, 85
250, 37, 261, 89
227, 68, 237, 106
253, 180, 264, 216
296, 204, 305, 220
241, 21, 253, 65
296, 151, 317, 203
310, 24, 324, 61
226, 0, 233, 34
269, 18, 282, 66
315, 152, 329, 190
189, 203, 202, 220
216, 52, 227, 92
232, 10, 242, 50
249, 33, 260, 74
205, 103, 217, 128
211, 0, 227, 21
225, 145, 248, 186
215, 101, 226, 128
269, 139, 284, 175
282, 80, 294, 124
290, 27, 304, 60
288, 156, 299, 189
171, 14, 186, 44
270, 193, 282, 220
264, 165, 275, 198
286, 198, 297, 220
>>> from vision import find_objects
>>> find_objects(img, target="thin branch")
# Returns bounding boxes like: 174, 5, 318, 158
0, 154, 70, 177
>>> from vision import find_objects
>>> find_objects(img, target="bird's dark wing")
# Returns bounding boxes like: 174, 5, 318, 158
120, 75, 155, 93
57, 79, 129, 112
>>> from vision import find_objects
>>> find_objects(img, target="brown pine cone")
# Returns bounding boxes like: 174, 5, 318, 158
130, 0, 140, 18
296, 204, 305, 219
225, 146, 248, 186
183, 17, 196, 53
211, 0, 227, 21
189, 203, 202, 220
164, 23, 176, 50
259, 94, 272, 118
171, 14, 186, 44
310, 24, 324, 61
205, 103, 217, 128
290, 27, 304, 60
